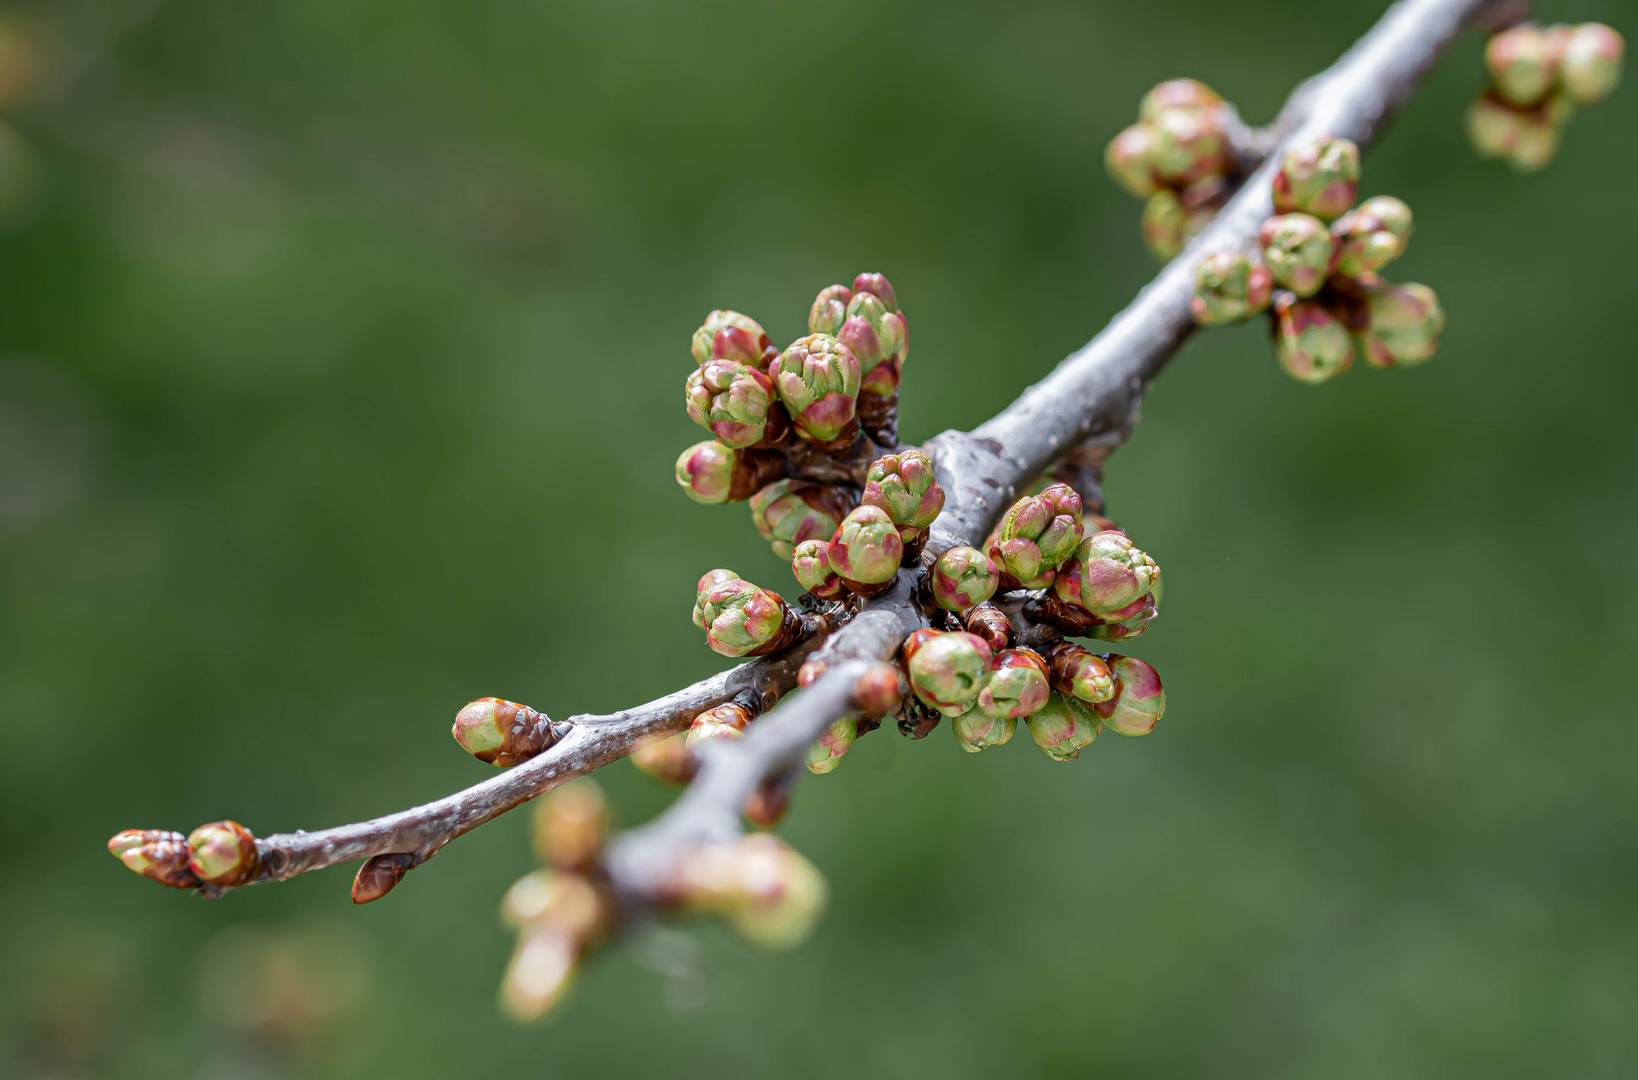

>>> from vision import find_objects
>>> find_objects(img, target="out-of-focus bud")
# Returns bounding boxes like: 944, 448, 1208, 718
1055, 530, 1160, 616
630, 731, 697, 785
691, 309, 776, 369
352, 852, 415, 904
791, 538, 845, 600
1558, 23, 1624, 106
685, 360, 784, 449
851, 663, 906, 717
1272, 137, 1360, 221
751, 480, 853, 561
1149, 105, 1226, 187
836, 278, 908, 373
1259, 213, 1337, 298
1191, 251, 1275, 326
905, 630, 995, 717
1025, 692, 1101, 761
992, 483, 1084, 590
693, 574, 795, 657
108, 829, 201, 889
187, 821, 261, 887
501, 869, 611, 938
1044, 641, 1116, 703
826, 505, 905, 591
1272, 292, 1354, 383
929, 546, 1000, 611
1465, 90, 1565, 170
1331, 195, 1413, 277
806, 717, 857, 774
963, 601, 1012, 653
1356, 280, 1444, 368
862, 449, 944, 540
744, 773, 793, 828
532, 780, 610, 871
951, 706, 1017, 753
808, 284, 851, 336
1106, 123, 1160, 198
675, 441, 788, 505
1096, 655, 1166, 735
977, 648, 1051, 720
671, 834, 828, 951
498, 870, 613, 1022
1485, 25, 1557, 106
500, 925, 577, 1022
686, 701, 755, 752
772, 333, 862, 445
1142, 188, 1185, 260
453, 697, 561, 766
1089, 591, 1160, 642
1141, 78, 1224, 119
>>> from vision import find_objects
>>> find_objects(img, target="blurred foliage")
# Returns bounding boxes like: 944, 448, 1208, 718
1, 0, 1636, 1076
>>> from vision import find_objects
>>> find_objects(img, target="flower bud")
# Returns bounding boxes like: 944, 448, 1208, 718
1356, 280, 1444, 368
671, 834, 828, 951
1105, 123, 1160, 198
951, 707, 1016, 753
1097, 655, 1166, 736
1485, 25, 1557, 107
977, 648, 1051, 720
685, 360, 783, 449
1259, 213, 1337, 298
905, 630, 995, 717
352, 852, 415, 905
453, 697, 560, 766
1142, 189, 1185, 260
862, 449, 944, 536
963, 601, 1012, 653
1044, 641, 1116, 703
691, 309, 775, 369
836, 286, 907, 373
1464, 90, 1564, 170
500, 924, 578, 1022
992, 483, 1084, 590
686, 700, 754, 752
791, 538, 846, 600
744, 773, 793, 828
187, 820, 261, 887
1089, 591, 1160, 642
1272, 137, 1360, 221
806, 716, 857, 774
675, 441, 788, 505
808, 284, 851, 336
629, 731, 697, 785
1331, 195, 1413, 278
1025, 692, 1101, 761
533, 780, 609, 871
1191, 251, 1275, 326
851, 663, 906, 717
693, 575, 792, 657
826, 505, 905, 588
1139, 78, 1224, 122
772, 333, 862, 445
1558, 23, 1623, 106
501, 868, 611, 938
1149, 105, 1226, 187
1272, 292, 1354, 383
750, 479, 853, 560
929, 546, 1000, 611
108, 829, 200, 889
1055, 530, 1160, 615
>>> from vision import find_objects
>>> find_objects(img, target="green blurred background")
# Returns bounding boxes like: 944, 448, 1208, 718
2, 0, 1635, 1075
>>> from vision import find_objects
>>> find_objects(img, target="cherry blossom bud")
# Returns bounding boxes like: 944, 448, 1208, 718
905, 630, 995, 717
791, 538, 846, 600
963, 601, 1013, 653
951, 707, 1016, 753
929, 546, 1000, 611
1055, 530, 1160, 616
187, 820, 261, 887
1089, 591, 1160, 642
1149, 105, 1226, 187
808, 284, 851, 336
500, 925, 578, 1022
1105, 123, 1160, 198
1142, 189, 1185, 260
1485, 25, 1557, 107
501, 868, 611, 938
1044, 641, 1116, 704
675, 441, 788, 505
1260, 213, 1338, 298
851, 663, 906, 717
862, 449, 944, 537
691, 309, 776, 369
1097, 655, 1166, 736
1272, 137, 1360, 221
352, 853, 415, 905
1356, 280, 1444, 369
686, 701, 754, 752
992, 483, 1084, 590
693, 575, 794, 657
671, 835, 828, 950
1331, 196, 1413, 277
1272, 292, 1354, 383
532, 780, 609, 871
108, 829, 200, 889
976, 648, 1051, 720
772, 333, 862, 445
1191, 251, 1275, 326
629, 731, 697, 785
744, 773, 793, 828
826, 505, 905, 590
1025, 692, 1101, 761
836, 281, 907, 373
806, 717, 857, 774
685, 359, 785, 449
453, 697, 560, 766
751, 479, 853, 560
1558, 23, 1623, 106
1139, 78, 1225, 122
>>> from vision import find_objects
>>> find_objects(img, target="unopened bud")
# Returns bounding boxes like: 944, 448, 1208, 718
851, 663, 906, 717
533, 780, 610, 871
1191, 251, 1274, 326
1142, 189, 1185, 261
108, 829, 200, 889
1055, 530, 1160, 616
835, 282, 907, 373
1357, 280, 1444, 369
826, 505, 905, 590
629, 731, 697, 785
929, 546, 1000, 611
977, 648, 1051, 720
806, 717, 857, 774
685, 359, 784, 449
1259, 213, 1337, 298
187, 820, 261, 887
1272, 137, 1360, 221
808, 284, 851, 336
1025, 692, 1101, 761
1331, 195, 1413, 278
1106, 123, 1160, 199
352, 852, 415, 904
500, 868, 611, 938
1044, 641, 1116, 703
1139, 78, 1225, 122
751, 480, 853, 561
963, 601, 1012, 653
862, 448, 944, 536
1273, 292, 1354, 384
687, 701, 754, 752
675, 442, 788, 505
951, 707, 1017, 753
1089, 591, 1160, 642
772, 333, 862, 445
671, 834, 828, 951
992, 483, 1084, 590
791, 538, 845, 600
693, 574, 796, 657
1485, 25, 1557, 107
691, 309, 775, 369
905, 630, 995, 717
744, 772, 793, 828
1558, 23, 1623, 106
1149, 104, 1226, 187
1097, 655, 1166, 736
452, 697, 560, 767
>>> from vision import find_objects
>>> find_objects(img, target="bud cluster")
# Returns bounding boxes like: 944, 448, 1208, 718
1467, 23, 1623, 171
107, 819, 264, 893
1105, 79, 1240, 260
1189, 136, 1445, 384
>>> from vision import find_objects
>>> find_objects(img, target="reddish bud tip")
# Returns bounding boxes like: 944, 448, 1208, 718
108, 828, 201, 889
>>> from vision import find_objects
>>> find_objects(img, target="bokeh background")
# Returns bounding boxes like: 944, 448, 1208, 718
2, 0, 1635, 1076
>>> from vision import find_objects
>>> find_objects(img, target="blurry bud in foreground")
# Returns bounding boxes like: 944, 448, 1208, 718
453, 697, 560, 767
851, 663, 906, 717
1331, 195, 1413, 277
1106, 123, 1160, 198
751, 479, 853, 561
1464, 91, 1565, 171
905, 630, 995, 717
1044, 642, 1116, 704
108, 829, 200, 889
744, 772, 793, 828
791, 538, 845, 600
1272, 292, 1354, 383
772, 333, 862, 445
1148, 104, 1226, 186
501, 869, 612, 938
1272, 136, 1360, 221
1142, 188, 1185, 260
1055, 530, 1160, 616
687, 701, 754, 753
806, 717, 857, 774
1259, 213, 1337, 298
862, 448, 944, 539
826, 505, 905, 591
952, 706, 1016, 753
501, 926, 578, 1023
1096, 655, 1167, 736
1140, 77, 1225, 122
1025, 692, 1101, 761
929, 546, 1000, 611
1357, 280, 1444, 369
977, 648, 1051, 720
630, 731, 697, 785
691, 309, 775, 369
187, 821, 261, 887
670, 834, 828, 951
352, 853, 415, 904
1558, 23, 1624, 106
1485, 25, 1556, 107
533, 780, 610, 871
1191, 251, 1274, 326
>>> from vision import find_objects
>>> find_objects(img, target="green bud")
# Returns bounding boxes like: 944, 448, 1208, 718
1331, 196, 1413, 277
806, 716, 857, 774
693, 575, 790, 657
108, 829, 200, 889
675, 440, 735, 504
791, 539, 845, 600
992, 483, 1084, 590
1106, 123, 1160, 198
1191, 251, 1275, 326
1259, 213, 1337, 298
1053, 529, 1159, 616
1149, 105, 1226, 187
929, 546, 1000, 611
862, 449, 943, 532
1558, 23, 1624, 106
1357, 280, 1444, 368
750, 480, 850, 560
1272, 137, 1360, 221
1485, 25, 1556, 107
826, 505, 905, 586
452, 697, 560, 767
187, 820, 261, 887
692, 569, 741, 628
951, 706, 1016, 753
1044, 642, 1116, 703
1142, 189, 1185, 261
1139, 78, 1225, 123
772, 333, 862, 445
1272, 293, 1354, 383
906, 630, 995, 717
1099, 655, 1166, 736
1025, 692, 1101, 761
836, 286, 907, 373
808, 284, 851, 336
691, 309, 774, 369
977, 648, 1051, 720
685, 360, 781, 449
